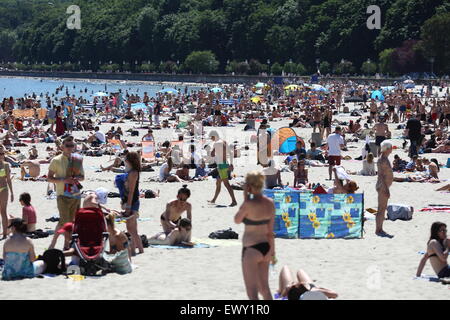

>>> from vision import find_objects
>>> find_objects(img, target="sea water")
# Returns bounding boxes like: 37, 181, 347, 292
0, 77, 206, 101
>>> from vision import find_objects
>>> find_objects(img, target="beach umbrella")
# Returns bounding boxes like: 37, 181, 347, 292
270, 127, 303, 154
210, 87, 223, 93
255, 89, 263, 95
311, 84, 328, 92
284, 84, 301, 91
381, 86, 395, 92
158, 88, 178, 94
371, 90, 385, 101
254, 82, 266, 88
251, 96, 262, 103
94, 92, 108, 97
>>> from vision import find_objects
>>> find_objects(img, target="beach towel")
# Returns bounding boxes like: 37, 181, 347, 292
149, 243, 213, 249
108, 139, 123, 153
420, 207, 450, 213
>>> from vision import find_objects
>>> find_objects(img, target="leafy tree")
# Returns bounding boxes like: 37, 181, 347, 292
296, 63, 307, 75
361, 60, 378, 75
420, 12, 450, 73
248, 59, 263, 75
184, 50, 219, 74
378, 49, 395, 74
319, 61, 331, 74
270, 62, 282, 75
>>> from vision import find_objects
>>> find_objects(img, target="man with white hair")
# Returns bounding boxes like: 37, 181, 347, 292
208, 130, 237, 207
375, 140, 394, 238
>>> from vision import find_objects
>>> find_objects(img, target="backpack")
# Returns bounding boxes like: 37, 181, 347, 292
42, 249, 66, 275
79, 257, 112, 276
209, 228, 239, 240
387, 204, 413, 221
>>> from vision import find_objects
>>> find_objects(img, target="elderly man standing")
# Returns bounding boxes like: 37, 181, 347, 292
375, 140, 394, 238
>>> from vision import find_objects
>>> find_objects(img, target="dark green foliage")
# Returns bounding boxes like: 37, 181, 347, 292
0, 0, 448, 74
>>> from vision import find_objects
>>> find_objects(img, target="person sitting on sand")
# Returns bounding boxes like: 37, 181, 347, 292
104, 212, 132, 274
149, 218, 194, 247
19, 193, 37, 233
422, 158, 440, 179
20, 160, 41, 180
276, 265, 338, 300
2, 219, 44, 281
159, 157, 182, 182
416, 222, 449, 279
193, 160, 210, 180
28, 146, 38, 160
160, 185, 192, 234
294, 159, 308, 187
360, 153, 376, 176
262, 160, 283, 189
405, 155, 418, 172
392, 154, 407, 172
175, 164, 192, 182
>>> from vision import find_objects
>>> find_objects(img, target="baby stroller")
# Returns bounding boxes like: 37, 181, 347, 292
72, 207, 110, 276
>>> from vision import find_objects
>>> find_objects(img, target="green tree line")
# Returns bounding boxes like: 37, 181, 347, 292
0, 0, 448, 75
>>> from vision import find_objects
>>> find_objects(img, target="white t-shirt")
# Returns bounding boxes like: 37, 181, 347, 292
94, 131, 106, 143
327, 133, 344, 156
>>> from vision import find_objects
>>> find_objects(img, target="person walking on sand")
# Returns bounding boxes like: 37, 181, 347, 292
375, 140, 394, 238
0, 145, 14, 240
326, 126, 345, 180
208, 130, 237, 207
234, 171, 275, 300
47, 136, 84, 232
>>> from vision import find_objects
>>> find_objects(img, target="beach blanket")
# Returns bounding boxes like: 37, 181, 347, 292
149, 243, 214, 249
264, 189, 364, 239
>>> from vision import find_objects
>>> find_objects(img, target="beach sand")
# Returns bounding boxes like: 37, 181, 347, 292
0, 101, 449, 300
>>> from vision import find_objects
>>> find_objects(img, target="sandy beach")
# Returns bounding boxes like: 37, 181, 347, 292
0, 99, 449, 300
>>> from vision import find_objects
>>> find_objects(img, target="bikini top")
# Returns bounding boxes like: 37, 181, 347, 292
0, 167, 6, 178
243, 217, 270, 226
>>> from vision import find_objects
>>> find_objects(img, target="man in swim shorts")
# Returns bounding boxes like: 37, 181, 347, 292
208, 130, 237, 207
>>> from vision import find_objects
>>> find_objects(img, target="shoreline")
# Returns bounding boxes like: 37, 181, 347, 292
0, 70, 444, 86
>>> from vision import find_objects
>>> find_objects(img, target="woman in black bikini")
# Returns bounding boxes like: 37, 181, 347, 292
416, 222, 449, 279
234, 171, 275, 300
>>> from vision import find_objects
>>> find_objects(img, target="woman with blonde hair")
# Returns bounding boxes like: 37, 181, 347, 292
360, 153, 376, 176
0, 145, 14, 239
104, 212, 132, 274
234, 171, 275, 300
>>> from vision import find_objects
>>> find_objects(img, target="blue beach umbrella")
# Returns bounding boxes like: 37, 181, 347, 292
371, 90, 385, 101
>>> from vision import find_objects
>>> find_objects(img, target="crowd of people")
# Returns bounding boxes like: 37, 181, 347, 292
0, 78, 449, 299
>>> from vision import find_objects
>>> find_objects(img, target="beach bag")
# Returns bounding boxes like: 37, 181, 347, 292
387, 204, 413, 221
79, 257, 112, 276
131, 130, 139, 136
209, 228, 239, 240
42, 249, 66, 275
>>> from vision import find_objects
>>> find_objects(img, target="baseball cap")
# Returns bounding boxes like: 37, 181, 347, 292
95, 187, 108, 205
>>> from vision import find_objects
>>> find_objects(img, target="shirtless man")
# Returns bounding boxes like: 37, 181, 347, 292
369, 99, 378, 123
208, 130, 238, 206
375, 140, 394, 238
160, 185, 192, 234
312, 107, 322, 133
373, 115, 391, 156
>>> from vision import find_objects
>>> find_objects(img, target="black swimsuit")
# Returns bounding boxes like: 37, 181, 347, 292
242, 218, 271, 259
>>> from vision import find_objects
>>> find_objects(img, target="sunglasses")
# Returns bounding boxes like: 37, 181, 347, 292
439, 229, 447, 233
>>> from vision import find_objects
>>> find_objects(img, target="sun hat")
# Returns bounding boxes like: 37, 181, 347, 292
95, 187, 109, 205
